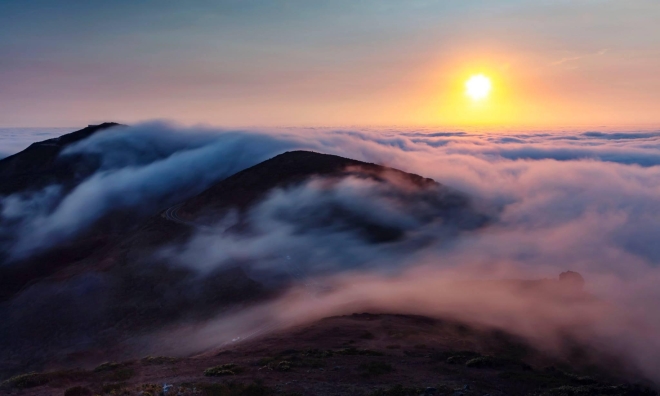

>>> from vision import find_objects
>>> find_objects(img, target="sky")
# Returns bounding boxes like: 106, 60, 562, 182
1, 0, 659, 128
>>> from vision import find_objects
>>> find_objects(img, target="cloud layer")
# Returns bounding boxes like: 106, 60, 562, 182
2, 122, 660, 381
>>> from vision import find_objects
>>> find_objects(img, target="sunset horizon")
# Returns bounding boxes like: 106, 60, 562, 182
2, 2, 660, 395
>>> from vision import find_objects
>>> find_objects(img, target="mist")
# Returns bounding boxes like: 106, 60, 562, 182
2, 122, 660, 383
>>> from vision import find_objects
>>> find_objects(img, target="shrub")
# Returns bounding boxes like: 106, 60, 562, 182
466, 355, 532, 370
360, 362, 393, 377
0, 372, 49, 389
142, 356, 178, 365
302, 348, 334, 358
257, 357, 275, 366
204, 363, 244, 376
138, 383, 162, 396
192, 381, 280, 396
440, 350, 482, 365
64, 385, 93, 396
498, 368, 596, 390
94, 362, 122, 372
370, 384, 424, 396
275, 361, 292, 372
100, 382, 129, 394
336, 347, 383, 356
465, 356, 496, 368
107, 367, 135, 381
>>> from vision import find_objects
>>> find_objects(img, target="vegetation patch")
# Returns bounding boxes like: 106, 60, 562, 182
465, 355, 531, 370
336, 347, 383, 356
275, 361, 292, 372
94, 362, 123, 372
100, 382, 129, 395
141, 355, 178, 365
370, 384, 424, 396
498, 367, 598, 389
138, 383, 163, 396
204, 363, 244, 376
360, 362, 393, 377
181, 381, 302, 396
435, 350, 480, 365
370, 384, 455, 396
301, 348, 334, 358
0, 372, 49, 389
539, 384, 657, 396
64, 385, 93, 396
1, 369, 90, 390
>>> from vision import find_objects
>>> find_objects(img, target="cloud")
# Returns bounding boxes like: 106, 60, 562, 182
3, 122, 660, 382
551, 48, 609, 66
0, 127, 72, 159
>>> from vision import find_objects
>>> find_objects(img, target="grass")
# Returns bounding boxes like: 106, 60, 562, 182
204, 363, 244, 376
359, 362, 393, 377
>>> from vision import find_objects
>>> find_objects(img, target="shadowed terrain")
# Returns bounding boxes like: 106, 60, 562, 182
1, 313, 655, 396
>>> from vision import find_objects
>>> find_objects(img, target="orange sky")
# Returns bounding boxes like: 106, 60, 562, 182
1, 1, 659, 128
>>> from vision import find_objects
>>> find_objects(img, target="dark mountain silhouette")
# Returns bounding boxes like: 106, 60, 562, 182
0, 123, 123, 195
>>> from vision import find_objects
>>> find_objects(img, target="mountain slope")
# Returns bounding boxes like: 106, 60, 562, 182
0, 123, 123, 195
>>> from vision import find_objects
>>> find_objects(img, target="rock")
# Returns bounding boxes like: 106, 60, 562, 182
425, 387, 438, 395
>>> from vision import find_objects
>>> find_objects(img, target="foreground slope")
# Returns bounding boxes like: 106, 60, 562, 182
0, 123, 122, 195
1, 312, 655, 396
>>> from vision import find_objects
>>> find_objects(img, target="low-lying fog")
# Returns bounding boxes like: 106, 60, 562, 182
2, 123, 660, 381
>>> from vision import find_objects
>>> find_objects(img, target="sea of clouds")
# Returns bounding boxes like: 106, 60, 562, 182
2, 122, 660, 381
0, 127, 73, 159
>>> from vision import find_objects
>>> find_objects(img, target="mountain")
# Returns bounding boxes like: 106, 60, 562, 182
0, 131, 489, 378
0, 123, 123, 195
2, 312, 655, 396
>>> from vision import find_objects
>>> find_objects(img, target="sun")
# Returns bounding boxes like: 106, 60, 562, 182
465, 74, 492, 101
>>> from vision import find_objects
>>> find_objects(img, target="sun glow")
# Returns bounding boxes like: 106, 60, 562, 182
465, 74, 492, 101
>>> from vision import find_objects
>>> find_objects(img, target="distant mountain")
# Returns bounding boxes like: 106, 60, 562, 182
0, 123, 127, 301
0, 123, 123, 195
